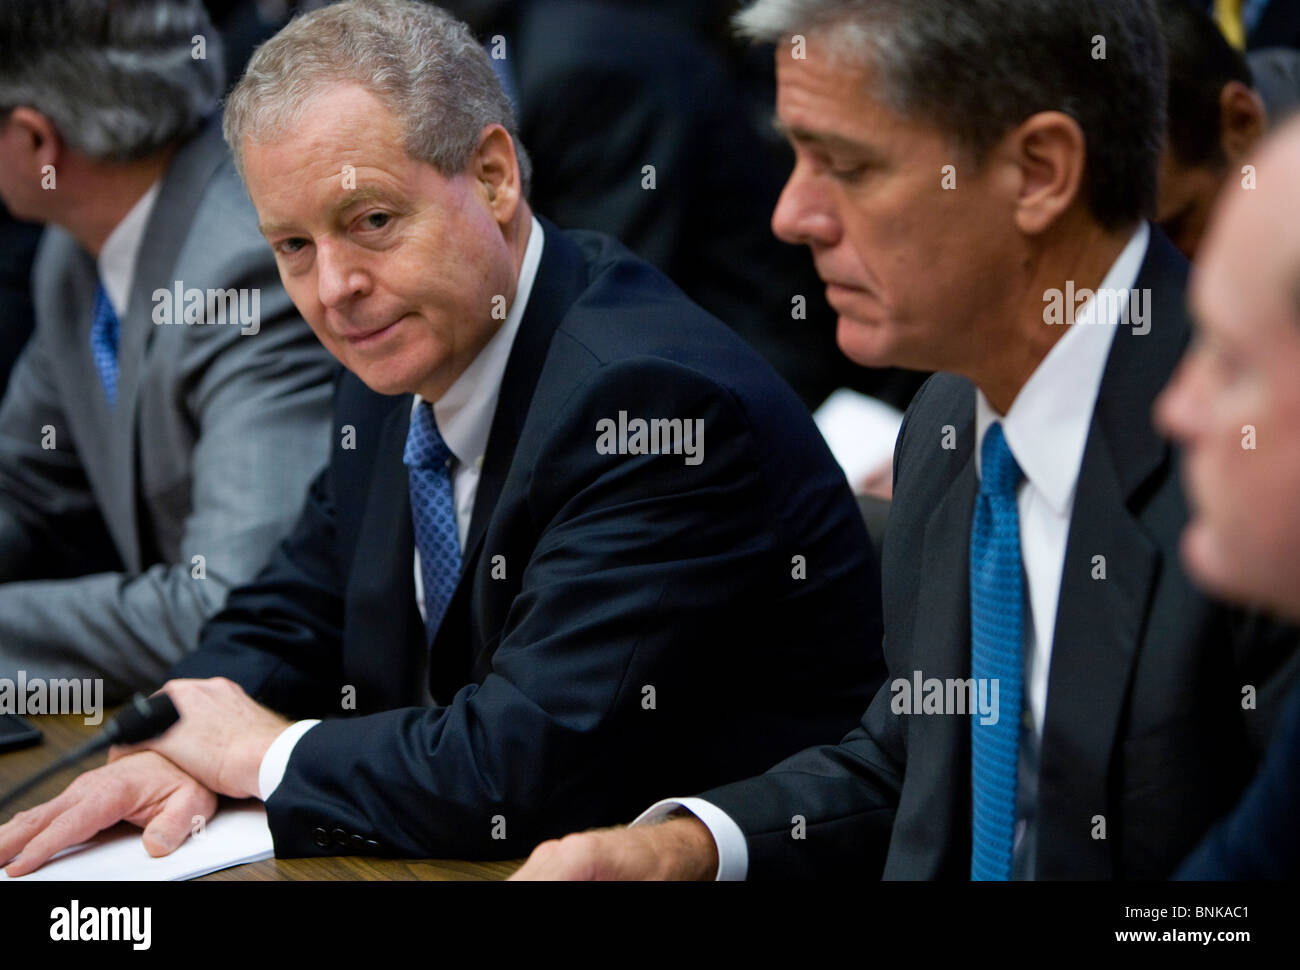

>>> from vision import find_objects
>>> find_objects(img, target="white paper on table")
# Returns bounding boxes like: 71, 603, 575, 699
813, 388, 905, 492
0, 800, 273, 881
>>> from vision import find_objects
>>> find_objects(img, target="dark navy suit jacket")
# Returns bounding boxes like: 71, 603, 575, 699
171, 219, 884, 859
1176, 682, 1300, 879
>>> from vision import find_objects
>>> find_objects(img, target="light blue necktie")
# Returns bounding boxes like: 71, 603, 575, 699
404, 401, 463, 639
89, 283, 120, 406
970, 421, 1026, 881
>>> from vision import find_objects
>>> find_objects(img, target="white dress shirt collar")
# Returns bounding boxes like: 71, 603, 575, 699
95, 180, 162, 317
975, 221, 1150, 509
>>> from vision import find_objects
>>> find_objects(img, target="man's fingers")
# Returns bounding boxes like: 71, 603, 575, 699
140, 783, 218, 857
511, 830, 623, 881
0, 752, 215, 876
0, 799, 68, 867
508, 838, 571, 880
0, 778, 100, 867
2, 785, 133, 877
511, 820, 717, 881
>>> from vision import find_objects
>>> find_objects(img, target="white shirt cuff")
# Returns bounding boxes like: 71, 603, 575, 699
257, 719, 321, 800
631, 797, 749, 881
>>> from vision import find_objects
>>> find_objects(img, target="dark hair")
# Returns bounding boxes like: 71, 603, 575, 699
1156, 0, 1253, 169
0, 0, 224, 161
736, 0, 1167, 231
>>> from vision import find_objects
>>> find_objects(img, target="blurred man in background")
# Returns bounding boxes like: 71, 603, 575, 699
1158, 0, 1270, 258
0, 0, 335, 698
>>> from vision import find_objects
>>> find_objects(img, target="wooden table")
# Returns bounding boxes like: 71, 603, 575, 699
0, 712, 520, 880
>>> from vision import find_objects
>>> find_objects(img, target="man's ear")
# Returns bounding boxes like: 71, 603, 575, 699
1004, 111, 1087, 237
471, 124, 521, 226
3, 106, 62, 174
1219, 80, 1267, 165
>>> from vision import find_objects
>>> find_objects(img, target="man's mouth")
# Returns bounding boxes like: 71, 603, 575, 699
342, 317, 403, 346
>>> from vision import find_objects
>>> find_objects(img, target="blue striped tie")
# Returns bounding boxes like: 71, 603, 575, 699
970, 421, 1025, 880
404, 402, 463, 639
89, 283, 120, 406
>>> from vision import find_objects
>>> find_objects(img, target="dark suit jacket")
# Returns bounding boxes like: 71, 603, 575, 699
0, 204, 40, 400
171, 220, 884, 859
700, 226, 1300, 879
1175, 682, 1300, 879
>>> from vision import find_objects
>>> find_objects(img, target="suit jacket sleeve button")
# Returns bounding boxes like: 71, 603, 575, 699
312, 828, 331, 849
332, 828, 350, 847
350, 834, 368, 851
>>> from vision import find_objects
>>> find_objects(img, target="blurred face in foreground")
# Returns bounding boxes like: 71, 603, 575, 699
1156, 122, 1300, 620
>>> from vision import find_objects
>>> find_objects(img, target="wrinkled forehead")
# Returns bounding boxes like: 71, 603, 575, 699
772, 39, 954, 163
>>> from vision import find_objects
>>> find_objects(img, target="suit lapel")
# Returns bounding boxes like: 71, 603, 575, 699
427, 220, 591, 694
888, 411, 977, 878
105, 117, 228, 569
347, 399, 427, 708
49, 245, 136, 561
1035, 227, 1191, 878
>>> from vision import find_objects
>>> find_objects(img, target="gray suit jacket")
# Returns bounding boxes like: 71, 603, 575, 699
0, 117, 336, 701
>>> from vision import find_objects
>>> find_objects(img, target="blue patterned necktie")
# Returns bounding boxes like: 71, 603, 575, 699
970, 421, 1026, 881
89, 283, 120, 406
404, 401, 463, 639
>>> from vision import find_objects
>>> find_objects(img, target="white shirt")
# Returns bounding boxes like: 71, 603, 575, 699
258, 216, 545, 800
96, 181, 161, 317
639, 223, 1151, 879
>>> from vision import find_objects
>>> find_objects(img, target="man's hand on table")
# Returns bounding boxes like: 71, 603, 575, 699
119, 677, 290, 799
508, 815, 719, 880
0, 677, 289, 876
0, 750, 216, 876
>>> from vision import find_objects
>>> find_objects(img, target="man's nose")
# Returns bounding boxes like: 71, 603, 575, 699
771, 166, 840, 249
316, 240, 368, 308
1153, 352, 1205, 446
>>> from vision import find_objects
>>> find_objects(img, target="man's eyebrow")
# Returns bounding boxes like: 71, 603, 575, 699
771, 117, 880, 159
258, 185, 401, 238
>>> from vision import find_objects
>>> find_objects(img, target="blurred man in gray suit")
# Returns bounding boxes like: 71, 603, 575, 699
0, 0, 335, 700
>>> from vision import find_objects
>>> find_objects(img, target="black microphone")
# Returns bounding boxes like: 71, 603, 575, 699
102, 693, 181, 747
0, 693, 180, 814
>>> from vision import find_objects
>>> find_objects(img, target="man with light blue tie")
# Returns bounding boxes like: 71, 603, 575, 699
0, 0, 335, 699
512, 0, 1300, 881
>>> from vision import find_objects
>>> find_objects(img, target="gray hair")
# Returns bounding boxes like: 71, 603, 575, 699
223, 0, 532, 195
0, 0, 224, 162
735, 0, 1166, 231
